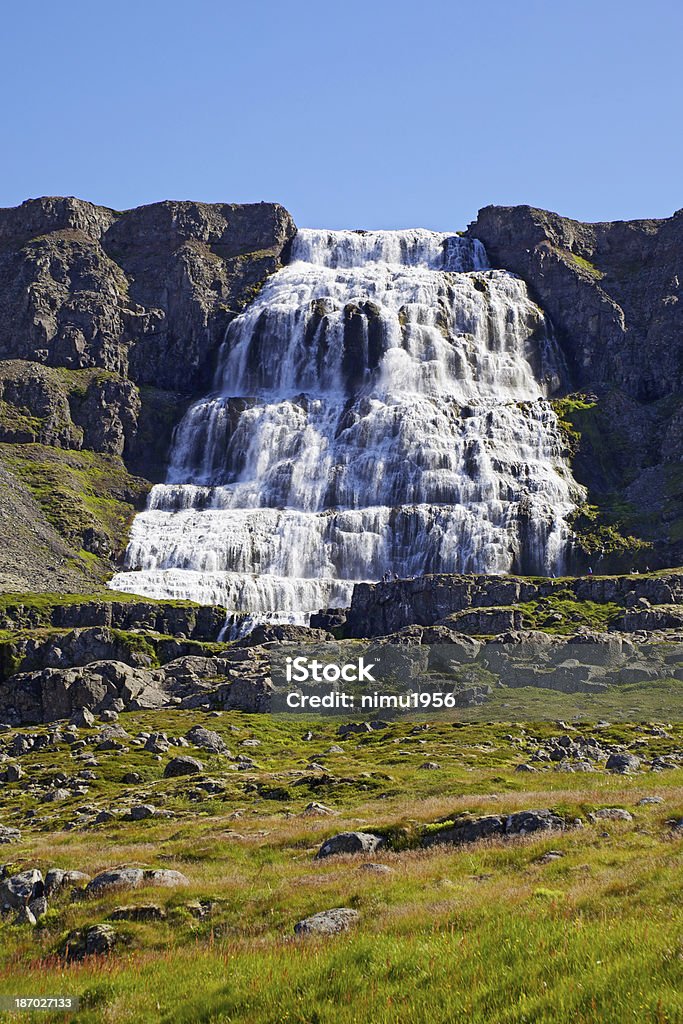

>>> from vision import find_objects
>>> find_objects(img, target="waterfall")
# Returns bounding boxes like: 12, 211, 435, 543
110, 228, 584, 624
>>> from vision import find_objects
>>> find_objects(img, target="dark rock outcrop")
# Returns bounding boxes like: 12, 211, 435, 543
0, 196, 296, 590
466, 205, 683, 400
345, 572, 683, 638
316, 831, 384, 859
0, 197, 295, 390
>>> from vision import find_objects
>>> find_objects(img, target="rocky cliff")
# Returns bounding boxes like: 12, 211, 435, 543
466, 206, 683, 569
343, 571, 683, 638
0, 197, 295, 591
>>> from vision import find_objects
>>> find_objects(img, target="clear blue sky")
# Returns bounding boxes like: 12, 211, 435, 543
2, 0, 681, 229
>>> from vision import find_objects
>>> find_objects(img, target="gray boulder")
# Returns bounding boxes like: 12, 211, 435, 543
186, 725, 230, 755
505, 810, 565, 835
84, 924, 118, 956
423, 815, 505, 847
316, 832, 384, 859
590, 807, 633, 822
44, 868, 91, 896
128, 805, 157, 821
294, 908, 360, 936
14, 905, 37, 927
144, 869, 190, 888
85, 867, 145, 897
0, 824, 21, 843
70, 707, 95, 728
108, 904, 167, 921
606, 752, 641, 773
164, 755, 203, 777
0, 869, 44, 909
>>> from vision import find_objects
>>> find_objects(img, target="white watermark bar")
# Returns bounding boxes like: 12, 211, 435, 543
0, 997, 79, 1012
265, 640, 683, 721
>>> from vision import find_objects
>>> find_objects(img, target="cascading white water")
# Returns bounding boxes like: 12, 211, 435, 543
110, 228, 584, 624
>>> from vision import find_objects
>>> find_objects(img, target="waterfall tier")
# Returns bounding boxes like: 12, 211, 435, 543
110, 228, 583, 624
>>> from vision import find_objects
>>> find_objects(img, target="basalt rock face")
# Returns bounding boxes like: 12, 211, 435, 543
345, 572, 683, 638
0, 197, 296, 389
0, 197, 296, 590
466, 205, 683, 400
466, 206, 683, 567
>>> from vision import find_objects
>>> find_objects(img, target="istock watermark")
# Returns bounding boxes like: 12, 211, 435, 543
264, 639, 683, 722
285, 655, 377, 684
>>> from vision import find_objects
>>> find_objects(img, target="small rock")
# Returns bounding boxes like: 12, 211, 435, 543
606, 753, 641, 774
128, 805, 157, 821
0, 824, 21, 844
419, 762, 441, 770
28, 896, 48, 919
164, 756, 203, 778
337, 723, 372, 736
122, 772, 143, 784
186, 725, 230, 755
638, 796, 664, 806
85, 868, 145, 897
42, 788, 71, 802
316, 832, 384, 859
84, 923, 118, 955
590, 808, 633, 822
94, 810, 117, 824
144, 869, 190, 888
70, 708, 95, 729
303, 802, 335, 815
145, 733, 170, 754
14, 905, 37, 927
294, 908, 360, 936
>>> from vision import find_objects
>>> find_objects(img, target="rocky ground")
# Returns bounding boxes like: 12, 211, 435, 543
0, 576, 681, 1019
1, 706, 683, 1021
2, 572, 683, 728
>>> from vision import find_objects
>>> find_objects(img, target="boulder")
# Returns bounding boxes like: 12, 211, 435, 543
423, 815, 505, 847
0, 869, 44, 909
85, 868, 145, 897
186, 725, 230, 755
163, 755, 203, 777
84, 924, 118, 956
505, 810, 566, 835
0, 824, 21, 843
144, 869, 190, 888
294, 908, 360, 936
590, 807, 633, 822
108, 904, 167, 921
70, 707, 95, 728
44, 868, 91, 896
316, 832, 384, 859
605, 752, 641, 773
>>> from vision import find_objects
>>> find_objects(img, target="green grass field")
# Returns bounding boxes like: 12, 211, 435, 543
1, 710, 683, 1022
